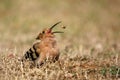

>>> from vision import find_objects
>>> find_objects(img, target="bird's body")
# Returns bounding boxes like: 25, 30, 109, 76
21, 22, 63, 66
35, 34, 59, 65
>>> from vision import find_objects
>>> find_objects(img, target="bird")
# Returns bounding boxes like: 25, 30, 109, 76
21, 22, 64, 67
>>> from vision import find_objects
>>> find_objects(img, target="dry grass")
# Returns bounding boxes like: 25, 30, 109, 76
0, 0, 120, 80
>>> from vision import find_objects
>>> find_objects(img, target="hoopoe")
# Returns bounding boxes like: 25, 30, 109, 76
21, 22, 64, 66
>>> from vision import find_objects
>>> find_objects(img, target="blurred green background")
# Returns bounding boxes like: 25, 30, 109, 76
0, 0, 120, 48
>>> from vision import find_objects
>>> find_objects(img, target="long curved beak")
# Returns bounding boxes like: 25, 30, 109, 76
50, 21, 61, 30
52, 31, 64, 34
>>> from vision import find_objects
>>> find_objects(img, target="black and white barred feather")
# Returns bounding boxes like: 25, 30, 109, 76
21, 41, 40, 62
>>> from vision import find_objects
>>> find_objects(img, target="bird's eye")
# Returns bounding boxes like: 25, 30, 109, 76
42, 31, 45, 33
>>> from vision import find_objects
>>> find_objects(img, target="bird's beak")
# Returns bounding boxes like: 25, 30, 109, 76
50, 21, 61, 30
52, 31, 64, 34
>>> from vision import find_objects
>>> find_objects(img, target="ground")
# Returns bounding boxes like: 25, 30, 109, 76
0, 0, 120, 80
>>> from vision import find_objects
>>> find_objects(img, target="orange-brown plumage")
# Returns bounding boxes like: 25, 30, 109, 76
35, 22, 63, 66
21, 22, 64, 66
